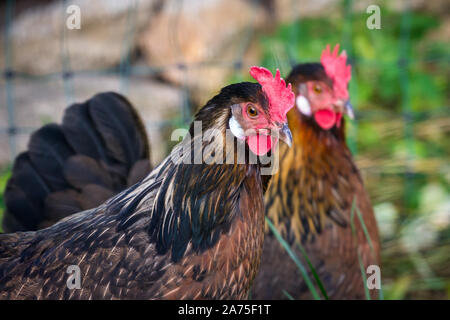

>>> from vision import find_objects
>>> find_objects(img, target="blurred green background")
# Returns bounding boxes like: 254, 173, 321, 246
234, 3, 449, 298
0, 0, 448, 299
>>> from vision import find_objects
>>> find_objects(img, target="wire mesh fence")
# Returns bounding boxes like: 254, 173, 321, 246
1, 0, 447, 158
0, 0, 265, 163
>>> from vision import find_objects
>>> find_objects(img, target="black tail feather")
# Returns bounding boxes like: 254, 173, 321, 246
28, 124, 75, 191
61, 102, 109, 162
3, 153, 50, 231
88, 93, 148, 169
63, 155, 115, 190
2, 92, 152, 233
127, 159, 152, 187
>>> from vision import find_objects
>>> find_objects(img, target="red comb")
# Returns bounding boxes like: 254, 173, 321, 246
320, 44, 352, 100
249, 66, 295, 122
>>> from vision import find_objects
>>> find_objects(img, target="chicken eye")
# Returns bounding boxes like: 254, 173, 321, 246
246, 104, 259, 118
313, 85, 322, 94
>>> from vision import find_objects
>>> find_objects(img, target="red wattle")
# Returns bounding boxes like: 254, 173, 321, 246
247, 134, 273, 156
314, 109, 337, 130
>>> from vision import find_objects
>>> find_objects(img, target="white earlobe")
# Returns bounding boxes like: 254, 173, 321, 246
296, 95, 311, 116
229, 116, 245, 140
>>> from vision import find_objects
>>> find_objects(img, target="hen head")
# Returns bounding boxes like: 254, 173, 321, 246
227, 66, 295, 155
288, 44, 353, 130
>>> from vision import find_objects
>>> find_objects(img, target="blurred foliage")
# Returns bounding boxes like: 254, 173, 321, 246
256, 6, 449, 299
0, 168, 11, 233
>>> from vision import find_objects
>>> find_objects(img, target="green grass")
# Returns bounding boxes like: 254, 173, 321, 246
296, 242, 329, 300
0, 168, 11, 233
282, 290, 295, 300
350, 197, 373, 300
266, 217, 327, 300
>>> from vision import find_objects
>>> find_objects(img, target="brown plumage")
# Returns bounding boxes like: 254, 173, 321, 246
252, 61, 381, 299
0, 77, 294, 299
2, 92, 152, 232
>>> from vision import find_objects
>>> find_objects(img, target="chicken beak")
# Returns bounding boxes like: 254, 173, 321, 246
345, 101, 355, 119
333, 99, 354, 120
278, 123, 293, 148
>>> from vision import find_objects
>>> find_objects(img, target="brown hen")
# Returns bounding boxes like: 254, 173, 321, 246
0, 67, 294, 300
252, 45, 381, 300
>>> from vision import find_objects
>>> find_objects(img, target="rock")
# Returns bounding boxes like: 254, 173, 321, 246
138, 0, 270, 102
273, 0, 340, 23
0, 0, 160, 74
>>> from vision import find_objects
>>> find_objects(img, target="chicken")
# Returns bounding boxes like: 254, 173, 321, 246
2, 92, 151, 232
251, 45, 381, 299
0, 66, 294, 300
